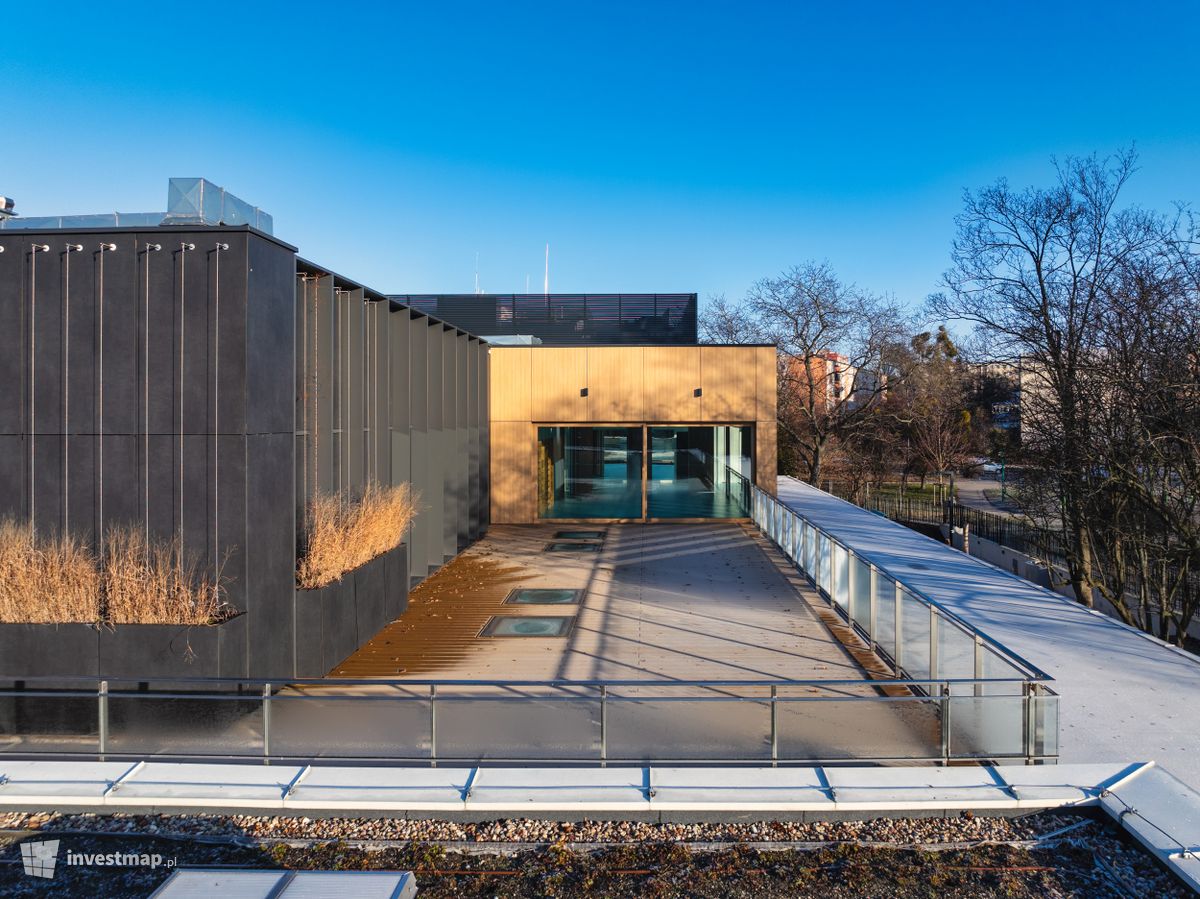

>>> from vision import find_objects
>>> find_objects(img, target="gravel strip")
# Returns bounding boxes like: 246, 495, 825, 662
0, 809, 1072, 844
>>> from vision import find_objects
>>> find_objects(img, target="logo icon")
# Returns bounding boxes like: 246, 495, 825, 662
20, 839, 60, 879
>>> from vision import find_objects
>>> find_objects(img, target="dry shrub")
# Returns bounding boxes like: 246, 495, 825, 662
297, 482, 419, 590
0, 519, 100, 623
0, 517, 230, 626
102, 527, 229, 625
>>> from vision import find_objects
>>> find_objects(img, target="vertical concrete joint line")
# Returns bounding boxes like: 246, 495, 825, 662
139, 241, 162, 540
177, 240, 192, 547
63, 243, 81, 534
213, 242, 227, 567
97, 241, 116, 558
28, 243, 48, 528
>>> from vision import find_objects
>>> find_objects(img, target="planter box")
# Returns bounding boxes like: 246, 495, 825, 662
0, 543, 412, 683
385, 544, 410, 621
354, 553, 386, 648
321, 573, 358, 675
0, 623, 99, 681
0, 616, 243, 682
295, 542, 411, 678
98, 625, 221, 681
293, 585, 326, 678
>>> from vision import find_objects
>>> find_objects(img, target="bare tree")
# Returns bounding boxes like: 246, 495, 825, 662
898, 328, 977, 488
1084, 245, 1200, 642
698, 293, 766, 344
747, 262, 910, 485
928, 148, 1162, 606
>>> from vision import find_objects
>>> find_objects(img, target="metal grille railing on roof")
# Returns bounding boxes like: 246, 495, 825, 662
389, 294, 698, 345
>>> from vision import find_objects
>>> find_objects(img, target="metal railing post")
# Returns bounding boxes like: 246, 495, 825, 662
893, 581, 904, 670
1024, 682, 1036, 764
600, 685, 608, 768
98, 680, 108, 759
430, 684, 438, 768
974, 635, 984, 698
770, 685, 778, 768
868, 564, 878, 646
261, 683, 272, 762
940, 683, 951, 764
846, 552, 856, 628
929, 607, 939, 681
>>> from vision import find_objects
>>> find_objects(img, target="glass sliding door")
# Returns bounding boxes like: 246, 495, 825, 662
646, 425, 753, 518
537, 427, 643, 519
536, 424, 753, 520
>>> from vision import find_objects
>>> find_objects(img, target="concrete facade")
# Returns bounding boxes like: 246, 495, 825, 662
0, 226, 489, 678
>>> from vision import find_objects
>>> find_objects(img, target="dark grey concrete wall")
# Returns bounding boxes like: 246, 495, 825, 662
0, 227, 488, 680
292, 264, 488, 589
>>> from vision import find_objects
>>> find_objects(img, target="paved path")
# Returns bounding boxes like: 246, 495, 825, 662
776, 476, 1200, 789
955, 478, 1020, 517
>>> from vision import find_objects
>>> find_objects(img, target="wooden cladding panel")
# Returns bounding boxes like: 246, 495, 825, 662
756, 420, 777, 495
532, 347, 588, 422
490, 420, 535, 523
699, 346, 756, 421
587, 347, 644, 422
756, 346, 778, 422
489, 347, 532, 421
644, 347, 701, 422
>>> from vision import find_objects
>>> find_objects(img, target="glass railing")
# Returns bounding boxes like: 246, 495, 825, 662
0, 673, 1054, 766
751, 486, 1057, 764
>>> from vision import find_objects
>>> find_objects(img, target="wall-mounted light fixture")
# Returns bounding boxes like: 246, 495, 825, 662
580, 387, 588, 397
215, 242, 229, 251
65, 243, 83, 253
31, 244, 49, 253
98, 243, 117, 252
694, 387, 703, 397
146, 243, 161, 252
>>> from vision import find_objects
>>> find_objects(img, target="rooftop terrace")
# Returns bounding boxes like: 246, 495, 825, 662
338, 523, 867, 682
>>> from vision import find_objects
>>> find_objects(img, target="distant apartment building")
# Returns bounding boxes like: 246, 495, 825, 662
971, 360, 1022, 433
783, 351, 872, 411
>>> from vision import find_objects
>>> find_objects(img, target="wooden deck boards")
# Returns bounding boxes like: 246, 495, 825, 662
334, 523, 874, 686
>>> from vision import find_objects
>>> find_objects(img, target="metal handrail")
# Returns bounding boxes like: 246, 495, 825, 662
0, 675, 1038, 689
752, 485, 1056, 687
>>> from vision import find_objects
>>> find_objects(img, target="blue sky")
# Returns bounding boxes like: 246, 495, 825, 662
2, 1, 1197, 313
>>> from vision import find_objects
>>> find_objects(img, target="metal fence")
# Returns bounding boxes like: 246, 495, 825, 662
828, 488, 1064, 562
751, 486, 1057, 763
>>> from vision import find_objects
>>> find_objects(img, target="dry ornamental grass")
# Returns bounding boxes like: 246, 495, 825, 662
0, 518, 99, 623
0, 517, 229, 626
297, 482, 420, 590
102, 528, 228, 625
